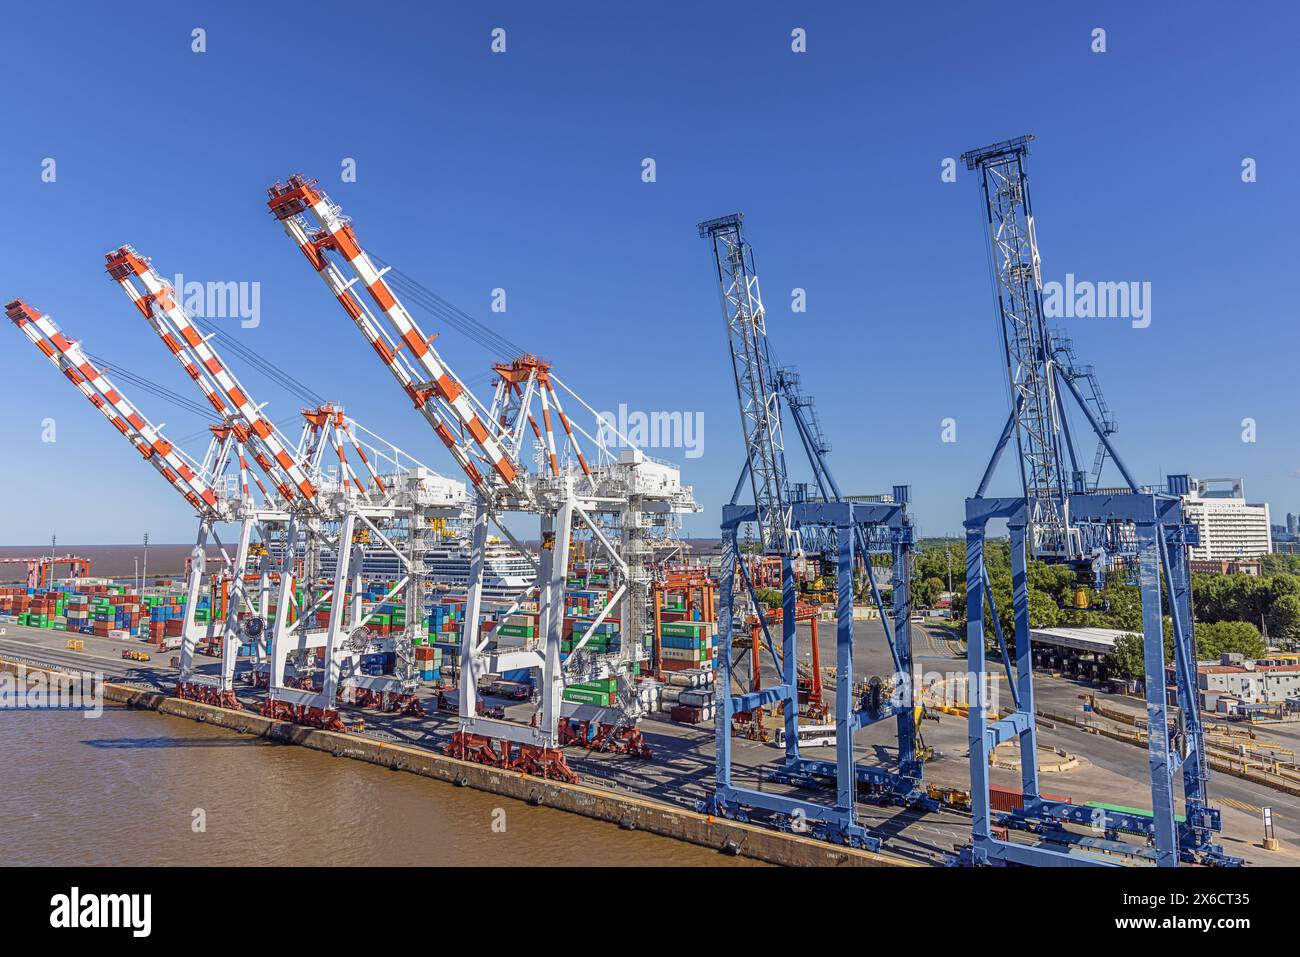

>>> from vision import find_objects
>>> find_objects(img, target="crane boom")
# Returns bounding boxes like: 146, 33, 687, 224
7, 298, 226, 519
103, 245, 319, 507
266, 176, 524, 502
698, 213, 797, 555
961, 135, 1076, 559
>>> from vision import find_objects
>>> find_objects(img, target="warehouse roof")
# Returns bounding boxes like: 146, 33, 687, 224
1030, 626, 1133, 654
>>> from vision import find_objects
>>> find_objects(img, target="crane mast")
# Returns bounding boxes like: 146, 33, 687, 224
1051, 335, 1118, 491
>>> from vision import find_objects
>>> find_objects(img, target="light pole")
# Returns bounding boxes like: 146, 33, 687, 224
141, 532, 149, 594
945, 536, 952, 595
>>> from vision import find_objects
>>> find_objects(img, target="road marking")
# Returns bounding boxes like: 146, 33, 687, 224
1218, 798, 1263, 814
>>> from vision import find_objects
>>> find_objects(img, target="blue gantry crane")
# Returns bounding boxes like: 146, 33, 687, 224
958, 135, 1238, 866
698, 213, 931, 851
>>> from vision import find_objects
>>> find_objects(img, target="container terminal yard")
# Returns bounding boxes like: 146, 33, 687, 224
2, 138, 1298, 874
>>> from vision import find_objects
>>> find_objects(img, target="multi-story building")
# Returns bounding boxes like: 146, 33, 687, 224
1178, 478, 1271, 561
1188, 558, 1261, 577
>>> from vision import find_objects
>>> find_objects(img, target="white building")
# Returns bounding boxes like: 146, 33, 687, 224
1195, 655, 1300, 708
1179, 478, 1271, 561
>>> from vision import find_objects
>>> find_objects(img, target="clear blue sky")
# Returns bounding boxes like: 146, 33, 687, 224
2, 1, 1296, 545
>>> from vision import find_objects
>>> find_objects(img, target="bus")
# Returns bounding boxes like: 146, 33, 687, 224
770, 723, 837, 749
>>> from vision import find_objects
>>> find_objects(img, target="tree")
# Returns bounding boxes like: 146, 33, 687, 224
1261, 554, 1300, 577
1195, 620, 1265, 660
1267, 593, 1300, 646
912, 575, 946, 608
1105, 633, 1146, 681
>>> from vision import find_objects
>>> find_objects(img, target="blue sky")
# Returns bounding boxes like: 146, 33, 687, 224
1, 1, 1297, 544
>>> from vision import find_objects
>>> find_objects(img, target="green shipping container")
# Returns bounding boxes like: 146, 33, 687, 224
570, 677, 617, 694
562, 688, 614, 706
660, 621, 710, 638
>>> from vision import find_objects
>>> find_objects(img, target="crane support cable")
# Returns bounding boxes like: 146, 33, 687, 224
192, 317, 327, 407
83, 353, 219, 419
371, 252, 527, 359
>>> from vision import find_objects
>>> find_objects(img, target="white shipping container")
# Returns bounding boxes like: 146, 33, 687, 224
679, 689, 715, 708
665, 668, 713, 688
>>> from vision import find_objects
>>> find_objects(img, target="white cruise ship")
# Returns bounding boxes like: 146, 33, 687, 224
423, 536, 536, 601
276, 533, 536, 603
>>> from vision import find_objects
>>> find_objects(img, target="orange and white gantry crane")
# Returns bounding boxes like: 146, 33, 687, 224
267, 175, 698, 775
6, 297, 261, 706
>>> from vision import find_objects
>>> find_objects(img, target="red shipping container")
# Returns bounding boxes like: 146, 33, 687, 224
988, 785, 1072, 813
670, 704, 704, 724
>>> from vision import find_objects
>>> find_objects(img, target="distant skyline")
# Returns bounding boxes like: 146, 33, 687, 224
2, 2, 1297, 544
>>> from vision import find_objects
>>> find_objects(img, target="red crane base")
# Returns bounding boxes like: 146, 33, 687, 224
386, 693, 426, 717
508, 744, 580, 783
258, 699, 347, 732
801, 702, 829, 722
175, 681, 242, 711
559, 720, 653, 759
731, 714, 770, 742
444, 731, 502, 766
444, 732, 579, 783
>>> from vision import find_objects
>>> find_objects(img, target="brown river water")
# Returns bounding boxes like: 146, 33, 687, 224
0, 705, 755, 866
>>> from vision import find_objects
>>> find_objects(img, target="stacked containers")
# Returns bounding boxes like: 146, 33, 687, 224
560, 616, 621, 658
658, 620, 716, 672
415, 644, 442, 682
562, 676, 618, 707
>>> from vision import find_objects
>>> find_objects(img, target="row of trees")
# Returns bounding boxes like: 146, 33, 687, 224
907, 538, 1291, 680
1192, 572, 1300, 642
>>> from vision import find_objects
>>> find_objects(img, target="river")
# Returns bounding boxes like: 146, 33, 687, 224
0, 705, 756, 866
